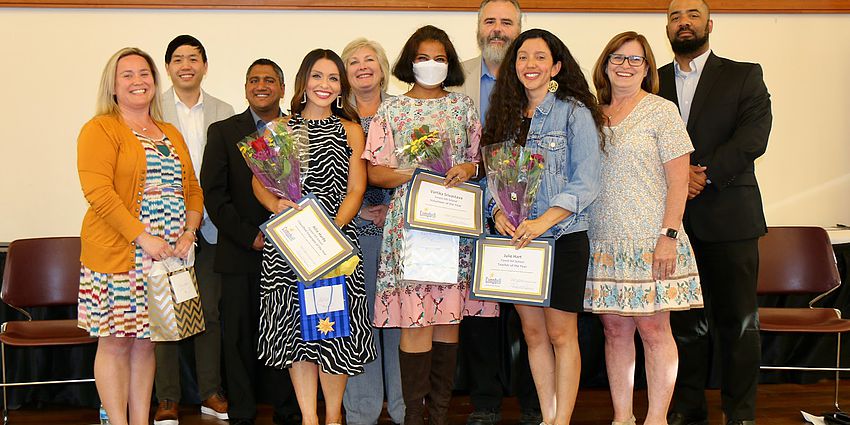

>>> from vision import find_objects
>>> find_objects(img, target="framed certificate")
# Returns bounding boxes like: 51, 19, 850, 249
471, 236, 554, 307
404, 169, 484, 237
260, 195, 356, 284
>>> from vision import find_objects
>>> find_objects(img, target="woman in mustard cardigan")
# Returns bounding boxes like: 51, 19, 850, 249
76, 47, 203, 425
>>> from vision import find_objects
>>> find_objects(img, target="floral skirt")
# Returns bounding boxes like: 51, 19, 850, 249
584, 235, 703, 316
374, 282, 499, 328
373, 184, 498, 327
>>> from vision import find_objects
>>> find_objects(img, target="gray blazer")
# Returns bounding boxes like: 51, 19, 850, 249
160, 87, 236, 158
161, 87, 235, 243
457, 56, 483, 108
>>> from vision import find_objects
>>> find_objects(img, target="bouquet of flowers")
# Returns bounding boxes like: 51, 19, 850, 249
482, 142, 545, 228
395, 125, 453, 175
237, 118, 307, 201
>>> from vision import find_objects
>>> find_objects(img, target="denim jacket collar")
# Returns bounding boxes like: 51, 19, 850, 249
535, 91, 557, 116
528, 92, 557, 138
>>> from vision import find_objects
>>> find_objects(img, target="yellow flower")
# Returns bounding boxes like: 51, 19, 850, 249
316, 317, 335, 335
667, 287, 678, 298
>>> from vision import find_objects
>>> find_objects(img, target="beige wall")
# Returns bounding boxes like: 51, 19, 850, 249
0, 8, 847, 240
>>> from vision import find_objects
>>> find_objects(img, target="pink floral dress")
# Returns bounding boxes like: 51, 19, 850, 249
363, 93, 499, 328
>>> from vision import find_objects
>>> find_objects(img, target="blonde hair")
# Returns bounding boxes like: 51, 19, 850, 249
95, 47, 163, 121
341, 38, 391, 89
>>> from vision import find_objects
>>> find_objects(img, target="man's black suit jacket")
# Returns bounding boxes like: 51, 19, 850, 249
658, 52, 772, 243
201, 108, 269, 274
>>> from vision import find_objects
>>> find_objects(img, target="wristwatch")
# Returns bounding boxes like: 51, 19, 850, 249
660, 227, 678, 239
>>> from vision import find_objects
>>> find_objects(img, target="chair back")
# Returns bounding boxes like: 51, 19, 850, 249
1, 237, 82, 308
757, 226, 841, 295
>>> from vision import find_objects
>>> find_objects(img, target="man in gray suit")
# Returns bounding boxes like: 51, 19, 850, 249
154, 34, 235, 425
459, 0, 519, 117
457, 2, 541, 425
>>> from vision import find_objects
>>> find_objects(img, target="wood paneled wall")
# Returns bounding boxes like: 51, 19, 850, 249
1, 0, 848, 13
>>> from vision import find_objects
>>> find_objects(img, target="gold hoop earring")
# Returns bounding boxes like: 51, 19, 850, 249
336, 96, 343, 109
547, 80, 559, 93
301, 92, 307, 104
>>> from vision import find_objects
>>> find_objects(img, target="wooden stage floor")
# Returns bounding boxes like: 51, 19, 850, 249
5, 381, 842, 424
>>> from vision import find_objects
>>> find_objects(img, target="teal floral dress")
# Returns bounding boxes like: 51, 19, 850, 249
585, 94, 703, 315
362, 93, 499, 328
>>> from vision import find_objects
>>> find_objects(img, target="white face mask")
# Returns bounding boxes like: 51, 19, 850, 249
412, 60, 449, 87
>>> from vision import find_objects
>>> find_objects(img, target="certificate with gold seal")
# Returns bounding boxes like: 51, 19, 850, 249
471, 236, 554, 306
404, 169, 484, 237
260, 195, 356, 284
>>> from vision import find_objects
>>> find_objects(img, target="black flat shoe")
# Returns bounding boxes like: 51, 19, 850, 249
667, 412, 709, 425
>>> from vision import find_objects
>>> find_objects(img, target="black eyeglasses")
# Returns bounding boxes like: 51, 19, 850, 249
608, 54, 646, 67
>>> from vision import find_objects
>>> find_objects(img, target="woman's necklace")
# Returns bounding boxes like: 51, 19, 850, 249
606, 91, 641, 123
124, 116, 154, 134
124, 115, 169, 155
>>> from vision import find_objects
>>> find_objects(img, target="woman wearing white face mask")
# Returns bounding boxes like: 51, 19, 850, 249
362, 25, 498, 425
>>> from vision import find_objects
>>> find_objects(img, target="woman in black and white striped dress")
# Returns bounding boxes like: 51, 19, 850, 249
253, 49, 376, 425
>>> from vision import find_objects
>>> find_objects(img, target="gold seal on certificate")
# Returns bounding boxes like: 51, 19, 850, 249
260, 195, 356, 284
471, 236, 554, 306
404, 169, 484, 237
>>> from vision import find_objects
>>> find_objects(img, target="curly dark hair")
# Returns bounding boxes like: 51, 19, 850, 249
482, 29, 606, 150
289, 49, 360, 124
392, 25, 465, 87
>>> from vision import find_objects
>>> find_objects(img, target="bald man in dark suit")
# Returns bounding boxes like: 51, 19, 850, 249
658, 1, 772, 425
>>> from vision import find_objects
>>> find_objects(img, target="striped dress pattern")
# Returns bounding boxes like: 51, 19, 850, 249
258, 114, 376, 375
78, 134, 186, 338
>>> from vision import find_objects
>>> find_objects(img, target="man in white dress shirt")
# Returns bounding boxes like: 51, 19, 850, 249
153, 34, 235, 425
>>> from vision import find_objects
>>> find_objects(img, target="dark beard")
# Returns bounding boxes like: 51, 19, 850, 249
670, 32, 709, 55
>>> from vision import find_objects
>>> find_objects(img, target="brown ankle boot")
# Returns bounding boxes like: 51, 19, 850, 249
426, 341, 458, 425
399, 348, 431, 425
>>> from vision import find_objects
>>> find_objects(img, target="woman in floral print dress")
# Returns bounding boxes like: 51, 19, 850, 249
585, 32, 703, 425
362, 25, 498, 425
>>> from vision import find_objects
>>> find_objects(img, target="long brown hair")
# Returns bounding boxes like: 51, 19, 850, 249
289, 49, 360, 124
482, 29, 605, 149
592, 31, 659, 106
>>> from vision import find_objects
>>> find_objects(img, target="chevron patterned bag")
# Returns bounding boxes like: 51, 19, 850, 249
148, 250, 206, 342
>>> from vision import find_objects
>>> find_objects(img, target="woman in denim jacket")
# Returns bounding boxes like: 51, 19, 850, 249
482, 29, 605, 425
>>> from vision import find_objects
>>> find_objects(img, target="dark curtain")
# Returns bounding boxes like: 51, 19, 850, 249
2, 243, 849, 407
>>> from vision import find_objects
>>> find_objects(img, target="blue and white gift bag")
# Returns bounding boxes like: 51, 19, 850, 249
298, 276, 350, 341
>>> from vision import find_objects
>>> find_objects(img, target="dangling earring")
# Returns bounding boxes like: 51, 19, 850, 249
301, 92, 307, 104
547, 80, 559, 93
336, 96, 343, 109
